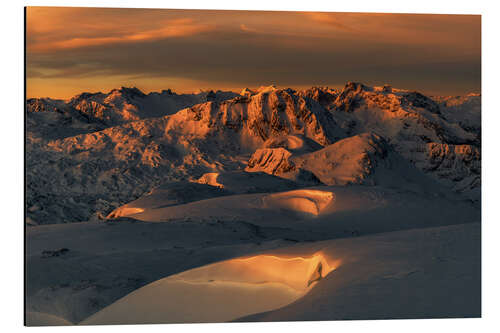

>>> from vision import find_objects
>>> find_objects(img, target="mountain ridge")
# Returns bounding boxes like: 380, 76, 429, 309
26, 82, 481, 224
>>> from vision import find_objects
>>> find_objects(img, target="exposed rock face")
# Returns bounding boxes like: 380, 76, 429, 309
28, 87, 239, 135
246, 148, 295, 175
26, 83, 481, 224
245, 147, 322, 185
246, 133, 389, 186
177, 88, 345, 146
303, 82, 480, 197
27, 98, 66, 113
433, 93, 481, 137
407, 142, 481, 198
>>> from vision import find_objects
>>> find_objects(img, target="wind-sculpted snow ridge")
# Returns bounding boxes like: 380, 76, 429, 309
262, 190, 335, 216
74, 223, 479, 325
106, 181, 231, 219
107, 186, 336, 221
81, 252, 337, 325
193, 171, 299, 194
262, 134, 323, 154
26, 82, 480, 224
107, 184, 479, 229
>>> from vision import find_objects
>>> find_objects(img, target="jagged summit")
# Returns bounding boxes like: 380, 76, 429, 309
26, 82, 481, 224
240, 85, 288, 97
105, 86, 147, 101
28, 87, 240, 131
26, 98, 68, 118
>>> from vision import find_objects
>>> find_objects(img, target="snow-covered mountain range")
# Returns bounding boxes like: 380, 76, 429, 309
26, 83, 480, 225
25, 82, 481, 325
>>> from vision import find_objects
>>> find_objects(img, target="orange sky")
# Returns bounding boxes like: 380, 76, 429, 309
26, 7, 481, 99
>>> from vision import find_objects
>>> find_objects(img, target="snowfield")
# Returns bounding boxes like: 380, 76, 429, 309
28, 222, 479, 325
25, 83, 481, 325
262, 189, 335, 216
82, 253, 336, 324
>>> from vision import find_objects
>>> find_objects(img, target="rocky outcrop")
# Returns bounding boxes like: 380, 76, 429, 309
406, 142, 481, 199
246, 148, 295, 175
178, 88, 345, 146
245, 133, 388, 185
246, 133, 390, 186
27, 87, 240, 135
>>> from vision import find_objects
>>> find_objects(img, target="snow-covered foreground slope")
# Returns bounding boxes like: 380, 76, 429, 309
239, 222, 480, 322
82, 253, 336, 325
79, 222, 479, 324
26, 182, 479, 324
108, 185, 478, 233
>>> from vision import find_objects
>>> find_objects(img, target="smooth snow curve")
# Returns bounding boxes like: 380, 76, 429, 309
106, 207, 144, 219
81, 253, 336, 325
262, 189, 335, 216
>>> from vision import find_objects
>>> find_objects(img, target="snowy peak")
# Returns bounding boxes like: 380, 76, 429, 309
433, 94, 481, 134
27, 87, 241, 139
175, 87, 345, 147
26, 83, 481, 224
292, 132, 390, 186
329, 81, 441, 115
246, 133, 389, 186
26, 97, 66, 113
108, 86, 147, 99
240, 85, 278, 97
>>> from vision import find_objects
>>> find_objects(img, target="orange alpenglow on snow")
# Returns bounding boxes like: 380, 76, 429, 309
81, 252, 340, 324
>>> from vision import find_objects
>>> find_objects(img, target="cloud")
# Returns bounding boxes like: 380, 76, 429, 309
240, 24, 258, 33
26, 8, 481, 98
33, 22, 212, 51
304, 12, 355, 32
27, 8, 214, 52
303, 12, 481, 49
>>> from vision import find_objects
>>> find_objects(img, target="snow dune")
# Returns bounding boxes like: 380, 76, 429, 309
81, 253, 337, 325
262, 189, 335, 216
109, 188, 337, 222
80, 222, 480, 325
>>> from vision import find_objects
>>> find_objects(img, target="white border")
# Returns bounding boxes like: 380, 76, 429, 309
2, 0, 499, 332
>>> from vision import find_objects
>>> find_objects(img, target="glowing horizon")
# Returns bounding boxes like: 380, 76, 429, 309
26, 7, 481, 99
